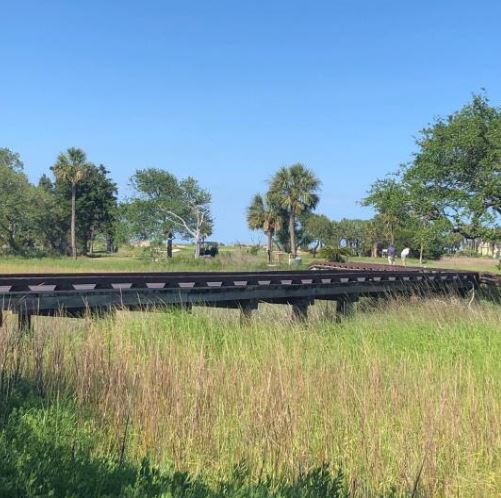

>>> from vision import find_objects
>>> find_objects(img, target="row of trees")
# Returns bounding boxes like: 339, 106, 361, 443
0, 147, 214, 258
2, 94, 499, 260
247, 95, 500, 261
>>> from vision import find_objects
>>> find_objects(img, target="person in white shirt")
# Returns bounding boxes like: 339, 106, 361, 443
400, 247, 410, 266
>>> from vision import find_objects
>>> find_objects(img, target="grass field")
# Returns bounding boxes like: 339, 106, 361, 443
349, 255, 501, 274
0, 246, 499, 274
1, 297, 500, 497
0, 248, 284, 273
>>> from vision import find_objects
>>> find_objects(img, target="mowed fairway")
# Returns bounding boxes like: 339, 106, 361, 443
1, 291, 500, 496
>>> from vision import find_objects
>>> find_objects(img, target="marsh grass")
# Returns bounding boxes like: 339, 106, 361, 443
0, 298, 500, 496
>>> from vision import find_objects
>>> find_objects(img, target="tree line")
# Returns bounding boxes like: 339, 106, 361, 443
1, 94, 499, 260
0, 149, 213, 258
246, 164, 396, 260
248, 95, 500, 261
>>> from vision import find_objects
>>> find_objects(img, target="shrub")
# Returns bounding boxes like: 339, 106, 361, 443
318, 247, 347, 262
247, 245, 260, 256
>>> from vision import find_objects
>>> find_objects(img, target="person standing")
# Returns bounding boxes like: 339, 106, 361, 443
400, 247, 410, 266
387, 244, 396, 265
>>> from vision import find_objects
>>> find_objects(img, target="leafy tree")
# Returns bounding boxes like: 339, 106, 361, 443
330, 220, 342, 249
303, 214, 333, 255
403, 177, 447, 263
268, 164, 320, 257
125, 169, 213, 258
0, 160, 39, 253
35, 175, 70, 254
51, 148, 91, 259
72, 165, 117, 254
0, 148, 23, 171
247, 194, 283, 263
364, 216, 387, 257
362, 178, 408, 245
405, 94, 501, 239
177, 176, 213, 258
336, 218, 369, 256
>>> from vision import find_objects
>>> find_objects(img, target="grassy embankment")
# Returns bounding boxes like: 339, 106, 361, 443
0, 296, 500, 497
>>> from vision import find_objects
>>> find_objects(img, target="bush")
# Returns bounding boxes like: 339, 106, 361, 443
247, 245, 260, 256
140, 245, 164, 261
318, 247, 348, 262
453, 250, 482, 258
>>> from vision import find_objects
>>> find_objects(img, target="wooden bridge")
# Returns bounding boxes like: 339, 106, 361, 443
0, 263, 480, 330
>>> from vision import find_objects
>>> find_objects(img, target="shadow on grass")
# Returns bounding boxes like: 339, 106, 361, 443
0, 376, 410, 498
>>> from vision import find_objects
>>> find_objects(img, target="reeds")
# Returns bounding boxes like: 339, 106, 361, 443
0, 298, 500, 497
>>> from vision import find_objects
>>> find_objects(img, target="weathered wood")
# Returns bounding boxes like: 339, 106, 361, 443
0, 267, 480, 330
240, 300, 258, 324
336, 299, 355, 320
18, 312, 32, 332
291, 298, 311, 321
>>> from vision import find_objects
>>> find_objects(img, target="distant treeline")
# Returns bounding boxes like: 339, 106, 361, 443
0, 149, 213, 258
1, 94, 499, 259
248, 94, 500, 261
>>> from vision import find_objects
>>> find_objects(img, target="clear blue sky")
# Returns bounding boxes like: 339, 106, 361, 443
2, 0, 500, 243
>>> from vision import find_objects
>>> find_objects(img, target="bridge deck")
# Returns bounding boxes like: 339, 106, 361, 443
0, 264, 479, 329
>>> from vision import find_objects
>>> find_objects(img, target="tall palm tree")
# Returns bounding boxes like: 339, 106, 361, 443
52, 148, 89, 259
268, 164, 320, 257
247, 194, 282, 263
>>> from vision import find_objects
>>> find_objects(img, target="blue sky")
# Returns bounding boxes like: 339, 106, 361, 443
2, 0, 501, 243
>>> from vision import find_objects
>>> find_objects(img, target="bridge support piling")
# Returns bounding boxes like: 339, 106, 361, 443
0, 310, 3, 328
335, 298, 356, 321
18, 312, 32, 332
291, 299, 311, 321
240, 301, 258, 324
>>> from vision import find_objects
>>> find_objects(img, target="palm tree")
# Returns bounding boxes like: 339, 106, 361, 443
268, 164, 320, 257
52, 148, 89, 259
247, 194, 282, 263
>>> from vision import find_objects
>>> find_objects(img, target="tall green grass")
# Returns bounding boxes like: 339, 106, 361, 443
0, 298, 500, 496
